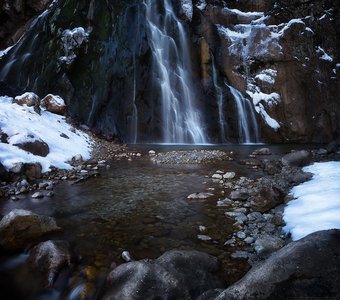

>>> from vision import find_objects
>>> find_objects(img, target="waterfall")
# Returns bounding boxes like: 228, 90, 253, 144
227, 85, 259, 143
211, 60, 228, 143
145, 0, 207, 144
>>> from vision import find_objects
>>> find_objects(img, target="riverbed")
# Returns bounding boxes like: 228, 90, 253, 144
0, 144, 319, 299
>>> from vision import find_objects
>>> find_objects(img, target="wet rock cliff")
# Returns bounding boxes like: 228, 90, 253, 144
0, 0, 339, 143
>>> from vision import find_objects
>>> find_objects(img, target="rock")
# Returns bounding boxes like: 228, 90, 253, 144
254, 234, 285, 258
104, 250, 224, 299
32, 192, 44, 199
187, 192, 214, 199
217, 198, 233, 206
0, 130, 9, 143
14, 92, 40, 107
252, 148, 271, 155
244, 237, 255, 244
28, 0, 51, 12
197, 234, 212, 241
40, 94, 67, 115
236, 231, 246, 239
178, 0, 193, 22
0, 162, 9, 181
25, 163, 42, 179
316, 148, 328, 155
230, 188, 250, 201
212, 173, 223, 179
281, 150, 310, 167
215, 230, 340, 299
326, 139, 339, 154
15, 139, 49, 157
231, 251, 249, 259
247, 212, 265, 223
0, 209, 61, 251
250, 186, 284, 212
121, 251, 133, 262
9, 162, 24, 174
29, 240, 71, 286
223, 172, 236, 179
148, 150, 156, 157
73, 154, 83, 161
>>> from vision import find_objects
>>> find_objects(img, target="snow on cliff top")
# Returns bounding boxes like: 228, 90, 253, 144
283, 161, 340, 241
0, 96, 92, 172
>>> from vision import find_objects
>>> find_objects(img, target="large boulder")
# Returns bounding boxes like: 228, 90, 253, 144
14, 139, 49, 157
40, 94, 67, 115
281, 150, 310, 167
250, 186, 284, 212
24, 162, 42, 179
103, 250, 225, 299
0, 209, 61, 251
29, 240, 71, 287
214, 230, 340, 300
14, 92, 40, 107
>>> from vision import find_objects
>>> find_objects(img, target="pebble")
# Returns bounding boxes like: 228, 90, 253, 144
198, 225, 207, 232
231, 251, 249, 259
187, 192, 214, 199
148, 150, 156, 157
46, 191, 54, 197
197, 234, 212, 241
236, 231, 246, 239
223, 172, 236, 179
212, 174, 223, 180
244, 237, 255, 244
121, 251, 133, 262
32, 192, 44, 199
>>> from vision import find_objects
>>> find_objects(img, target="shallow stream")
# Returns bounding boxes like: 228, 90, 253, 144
0, 144, 315, 299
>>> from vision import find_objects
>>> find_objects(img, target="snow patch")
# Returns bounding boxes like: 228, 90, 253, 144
254, 103, 280, 130
196, 0, 206, 11
255, 69, 277, 84
180, 0, 193, 21
0, 96, 92, 172
284, 162, 340, 241
316, 46, 333, 62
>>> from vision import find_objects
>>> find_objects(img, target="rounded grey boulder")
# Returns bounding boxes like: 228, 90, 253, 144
103, 250, 225, 299
214, 230, 340, 300
0, 209, 61, 251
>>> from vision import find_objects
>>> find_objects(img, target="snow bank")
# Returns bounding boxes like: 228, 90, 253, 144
283, 161, 340, 241
0, 96, 92, 172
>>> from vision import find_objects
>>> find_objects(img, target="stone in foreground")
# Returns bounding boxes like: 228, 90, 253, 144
0, 209, 61, 251
214, 230, 340, 300
29, 240, 71, 287
103, 250, 224, 299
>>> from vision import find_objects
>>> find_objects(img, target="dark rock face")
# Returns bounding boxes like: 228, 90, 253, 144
0, 209, 61, 251
0, 0, 339, 143
103, 250, 225, 299
213, 230, 340, 300
0, 0, 53, 49
29, 240, 71, 287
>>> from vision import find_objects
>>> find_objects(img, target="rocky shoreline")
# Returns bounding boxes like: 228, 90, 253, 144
0, 140, 340, 299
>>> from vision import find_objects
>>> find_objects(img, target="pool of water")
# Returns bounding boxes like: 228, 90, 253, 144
0, 144, 321, 299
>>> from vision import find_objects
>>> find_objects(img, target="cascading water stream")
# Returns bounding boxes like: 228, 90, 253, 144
145, 0, 207, 144
227, 85, 259, 143
211, 60, 228, 143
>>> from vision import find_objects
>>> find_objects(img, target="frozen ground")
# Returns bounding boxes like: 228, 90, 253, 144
284, 161, 340, 240
0, 96, 92, 172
